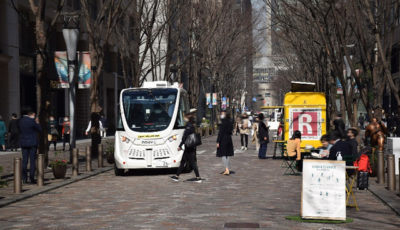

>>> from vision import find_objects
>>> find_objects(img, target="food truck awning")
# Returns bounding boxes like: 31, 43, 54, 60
260, 106, 284, 109
291, 81, 315, 92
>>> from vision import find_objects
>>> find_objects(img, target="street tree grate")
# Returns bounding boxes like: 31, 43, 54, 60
224, 222, 260, 228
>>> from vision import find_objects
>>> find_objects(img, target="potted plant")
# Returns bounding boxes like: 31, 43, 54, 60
105, 141, 115, 164
50, 152, 68, 179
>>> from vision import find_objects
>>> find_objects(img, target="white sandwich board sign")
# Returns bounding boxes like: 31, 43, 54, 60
301, 159, 346, 220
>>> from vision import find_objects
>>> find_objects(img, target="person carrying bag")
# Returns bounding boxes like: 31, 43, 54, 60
171, 109, 202, 183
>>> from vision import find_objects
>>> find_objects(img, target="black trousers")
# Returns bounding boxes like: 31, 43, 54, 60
9, 132, 19, 149
63, 134, 70, 150
91, 133, 101, 157
176, 150, 200, 177
241, 134, 248, 147
22, 146, 37, 182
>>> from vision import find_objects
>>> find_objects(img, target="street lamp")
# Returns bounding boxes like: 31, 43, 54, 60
62, 12, 80, 162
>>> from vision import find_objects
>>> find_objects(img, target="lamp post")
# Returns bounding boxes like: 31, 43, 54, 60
62, 12, 80, 162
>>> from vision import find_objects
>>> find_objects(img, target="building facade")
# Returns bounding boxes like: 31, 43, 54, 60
0, 0, 124, 138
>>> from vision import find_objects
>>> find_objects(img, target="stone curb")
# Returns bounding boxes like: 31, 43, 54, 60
368, 180, 400, 216
0, 166, 112, 208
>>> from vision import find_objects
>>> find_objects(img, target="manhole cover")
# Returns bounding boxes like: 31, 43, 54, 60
224, 223, 260, 228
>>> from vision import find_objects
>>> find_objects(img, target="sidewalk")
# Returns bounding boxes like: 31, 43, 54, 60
0, 137, 115, 207
0, 137, 114, 178
368, 177, 400, 216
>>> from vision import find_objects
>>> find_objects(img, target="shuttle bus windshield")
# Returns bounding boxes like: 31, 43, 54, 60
122, 88, 178, 132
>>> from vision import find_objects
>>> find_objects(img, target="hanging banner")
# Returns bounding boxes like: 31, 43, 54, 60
54, 52, 69, 88
78, 52, 91, 89
221, 97, 227, 110
227, 98, 229, 107
301, 160, 346, 220
54, 51, 91, 89
206, 93, 211, 105
212, 93, 218, 105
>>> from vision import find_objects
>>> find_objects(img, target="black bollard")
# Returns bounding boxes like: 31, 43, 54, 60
14, 157, 22, 194
37, 154, 44, 187
72, 148, 79, 176
377, 150, 385, 184
387, 154, 396, 191
98, 144, 103, 168
86, 146, 92, 172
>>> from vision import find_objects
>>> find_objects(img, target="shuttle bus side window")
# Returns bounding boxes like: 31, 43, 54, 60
174, 93, 188, 129
116, 105, 125, 131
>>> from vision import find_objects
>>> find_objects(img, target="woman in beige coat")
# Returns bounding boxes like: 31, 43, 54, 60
239, 114, 251, 150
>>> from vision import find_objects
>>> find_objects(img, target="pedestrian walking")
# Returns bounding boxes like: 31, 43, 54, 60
252, 116, 260, 151
86, 112, 104, 157
47, 116, 58, 151
333, 113, 346, 139
8, 113, 19, 151
234, 117, 241, 136
100, 114, 107, 137
239, 114, 251, 150
62, 117, 71, 151
358, 113, 365, 129
0, 115, 6, 151
257, 113, 269, 159
19, 108, 41, 184
216, 111, 234, 175
171, 109, 202, 183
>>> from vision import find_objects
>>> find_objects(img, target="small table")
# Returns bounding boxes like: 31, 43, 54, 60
345, 166, 359, 211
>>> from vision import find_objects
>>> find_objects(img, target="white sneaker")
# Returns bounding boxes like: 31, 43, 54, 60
244, 147, 248, 150
241, 146, 244, 150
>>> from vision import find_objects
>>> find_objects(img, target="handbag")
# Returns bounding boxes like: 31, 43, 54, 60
185, 133, 202, 148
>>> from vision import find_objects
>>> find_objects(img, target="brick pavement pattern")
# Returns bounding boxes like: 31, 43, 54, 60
0, 136, 400, 229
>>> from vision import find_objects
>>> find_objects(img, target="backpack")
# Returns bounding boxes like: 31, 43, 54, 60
354, 154, 372, 174
242, 119, 249, 129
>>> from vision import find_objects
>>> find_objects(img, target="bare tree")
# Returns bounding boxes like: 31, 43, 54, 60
80, 0, 128, 112
264, 0, 400, 126
26, 0, 65, 165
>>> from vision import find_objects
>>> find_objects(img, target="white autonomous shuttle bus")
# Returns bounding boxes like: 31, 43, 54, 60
114, 81, 190, 175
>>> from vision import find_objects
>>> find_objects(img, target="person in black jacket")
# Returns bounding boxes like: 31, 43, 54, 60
257, 113, 269, 159
333, 113, 346, 139
19, 108, 41, 184
346, 128, 359, 160
171, 110, 202, 183
216, 111, 234, 175
8, 113, 19, 151
329, 132, 352, 165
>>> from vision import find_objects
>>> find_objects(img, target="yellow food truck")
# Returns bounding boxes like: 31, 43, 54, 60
261, 81, 327, 149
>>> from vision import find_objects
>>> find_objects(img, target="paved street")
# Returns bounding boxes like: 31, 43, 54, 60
0, 135, 399, 230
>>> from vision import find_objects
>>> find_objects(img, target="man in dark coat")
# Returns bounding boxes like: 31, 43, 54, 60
329, 132, 352, 165
258, 113, 269, 159
8, 113, 19, 151
216, 111, 234, 175
19, 109, 41, 184
333, 113, 346, 139
346, 128, 359, 160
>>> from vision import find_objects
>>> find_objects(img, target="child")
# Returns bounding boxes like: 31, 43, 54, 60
318, 134, 332, 158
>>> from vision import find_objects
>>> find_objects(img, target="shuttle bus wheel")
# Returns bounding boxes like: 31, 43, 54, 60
114, 164, 125, 176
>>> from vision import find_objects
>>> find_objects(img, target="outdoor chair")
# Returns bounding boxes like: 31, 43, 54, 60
281, 141, 300, 175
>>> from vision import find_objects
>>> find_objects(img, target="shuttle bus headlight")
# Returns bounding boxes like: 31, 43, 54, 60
168, 135, 177, 142
121, 136, 132, 144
